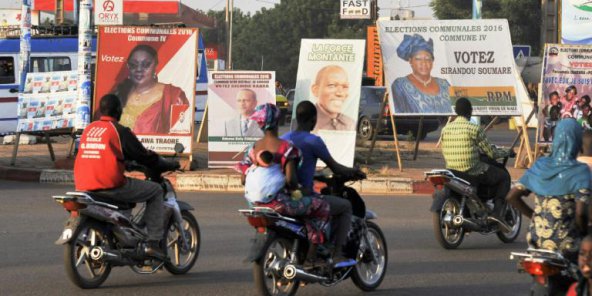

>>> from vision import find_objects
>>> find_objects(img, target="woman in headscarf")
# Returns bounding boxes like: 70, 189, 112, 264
507, 118, 591, 295
392, 34, 452, 114
236, 103, 330, 267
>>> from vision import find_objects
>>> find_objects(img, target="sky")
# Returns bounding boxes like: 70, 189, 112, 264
187, 0, 434, 19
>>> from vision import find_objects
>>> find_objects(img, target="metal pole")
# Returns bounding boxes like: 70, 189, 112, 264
229, 0, 233, 69
75, 0, 92, 130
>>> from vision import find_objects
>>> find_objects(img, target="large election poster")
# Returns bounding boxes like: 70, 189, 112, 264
538, 44, 592, 144
378, 19, 520, 116
17, 71, 78, 132
207, 71, 276, 168
291, 39, 365, 167
94, 26, 197, 154
561, 1, 592, 44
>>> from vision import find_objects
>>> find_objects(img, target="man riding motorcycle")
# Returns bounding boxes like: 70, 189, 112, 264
281, 101, 363, 265
73, 94, 178, 258
440, 98, 513, 225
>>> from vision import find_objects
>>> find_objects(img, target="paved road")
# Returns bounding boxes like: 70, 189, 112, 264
0, 180, 532, 295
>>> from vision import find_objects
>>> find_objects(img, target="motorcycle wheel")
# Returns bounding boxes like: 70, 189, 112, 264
351, 221, 388, 291
64, 221, 112, 289
164, 211, 201, 275
253, 237, 299, 296
433, 197, 465, 249
496, 203, 522, 243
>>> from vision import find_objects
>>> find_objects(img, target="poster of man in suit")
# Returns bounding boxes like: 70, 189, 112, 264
207, 71, 275, 168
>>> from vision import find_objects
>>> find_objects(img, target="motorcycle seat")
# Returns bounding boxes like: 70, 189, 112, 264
85, 191, 136, 210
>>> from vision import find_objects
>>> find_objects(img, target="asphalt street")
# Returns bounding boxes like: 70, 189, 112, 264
0, 180, 531, 295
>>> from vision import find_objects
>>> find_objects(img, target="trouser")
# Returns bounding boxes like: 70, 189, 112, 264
322, 195, 352, 250
95, 177, 164, 241
476, 164, 511, 215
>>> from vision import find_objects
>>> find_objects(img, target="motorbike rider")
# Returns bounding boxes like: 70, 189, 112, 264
567, 235, 592, 296
441, 98, 513, 225
74, 94, 178, 259
507, 119, 591, 295
281, 100, 363, 265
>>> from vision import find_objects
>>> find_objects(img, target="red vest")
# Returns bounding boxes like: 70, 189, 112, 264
74, 116, 126, 191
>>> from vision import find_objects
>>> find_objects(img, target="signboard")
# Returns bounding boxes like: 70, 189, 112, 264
0, 9, 38, 26
34, 0, 180, 14
340, 0, 371, 19
561, 0, 592, 44
207, 71, 275, 168
17, 71, 78, 132
513, 45, 531, 59
94, 0, 123, 25
377, 19, 520, 116
291, 39, 365, 167
94, 26, 198, 153
537, 43, 592, 143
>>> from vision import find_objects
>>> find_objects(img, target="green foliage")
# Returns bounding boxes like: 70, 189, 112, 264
202, 0, 371, 88
430, 0, 541, 55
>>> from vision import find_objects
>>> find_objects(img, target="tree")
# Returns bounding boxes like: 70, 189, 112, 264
430, 0, 541, 55
202, 0, 372, 87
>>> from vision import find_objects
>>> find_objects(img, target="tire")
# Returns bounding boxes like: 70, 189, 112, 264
351, 221, 388, 291
253, 237, 299, 296
432, 197, 465, 249
165, 211, 201, 275
496, 203, 522, 243
64, 221, 112, 289
357, 117, 374, 141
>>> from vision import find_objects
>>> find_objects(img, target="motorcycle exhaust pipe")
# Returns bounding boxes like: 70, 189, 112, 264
283, 264, 329, 283
452, 215, 481, 232
90, 247, 124, 262
487, 216, 513, 233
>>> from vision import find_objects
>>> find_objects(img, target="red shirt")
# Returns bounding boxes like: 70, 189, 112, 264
74, 116, 125, 191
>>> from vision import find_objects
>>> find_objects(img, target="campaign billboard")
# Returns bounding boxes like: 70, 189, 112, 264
378, 19, 520, 116
291, 39, 365, 167
207, 71, 276, 168
94, 26, 197, 153
17, 71, 78, 132
538, 44, 592, 143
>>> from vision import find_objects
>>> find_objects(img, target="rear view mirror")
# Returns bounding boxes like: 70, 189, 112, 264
174, 143, 185, 154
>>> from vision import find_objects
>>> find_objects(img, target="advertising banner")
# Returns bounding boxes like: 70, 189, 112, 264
207, 71, 276, 168
538, 44, 592, 143
17, 71, 78, 132
561, 0, 592, 44
291, 39, 365, 167
340, 0, 371, 20
378, 19, 520, 116
95, 0, 123, 25
94, 26, 198, 153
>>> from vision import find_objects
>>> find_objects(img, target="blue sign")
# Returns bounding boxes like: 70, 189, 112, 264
513, 45, 531, 59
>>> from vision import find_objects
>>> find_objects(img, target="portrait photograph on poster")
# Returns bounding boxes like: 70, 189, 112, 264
207, 71, 276, 168
378, 19, 520, 116
291, 39, 365, 167
537, 43, 592, 144
94, 26, 198, 153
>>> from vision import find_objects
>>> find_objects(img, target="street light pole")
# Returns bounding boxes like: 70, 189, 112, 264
225, 0, 233, 70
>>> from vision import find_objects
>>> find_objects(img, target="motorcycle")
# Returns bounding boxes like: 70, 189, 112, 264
53, 144, 200, 289
510, 249, 578, 295
239, 170, 388, 295
425, 154, 522, 249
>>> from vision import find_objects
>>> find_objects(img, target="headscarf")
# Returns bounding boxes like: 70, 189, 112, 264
249, 103, 280, 131
519, 119, 591, 196
396, 34, 434, 61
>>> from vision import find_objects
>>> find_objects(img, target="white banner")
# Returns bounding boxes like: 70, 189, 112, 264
378, 19, 520, 116
340, 0, 371, 20
561, 1, 592, 44
94, 0, 123, 25
291, 39, 365, 167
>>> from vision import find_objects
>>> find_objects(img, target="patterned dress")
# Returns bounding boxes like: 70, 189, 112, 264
392, 76, 452, 114
519, 183, 589, 255
238, 140, 330, 244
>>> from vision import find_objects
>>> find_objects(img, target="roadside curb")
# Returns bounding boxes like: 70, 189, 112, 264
0, 165, 433, 195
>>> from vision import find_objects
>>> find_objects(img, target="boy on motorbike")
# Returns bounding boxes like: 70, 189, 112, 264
567, 235, 592, 296
281, 101, 364, 266
73, 94, 179, 259
507, 119, 592, 295
441, 98, 513, 225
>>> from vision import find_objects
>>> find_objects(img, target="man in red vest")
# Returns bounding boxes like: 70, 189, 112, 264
74, 94, 178, 258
